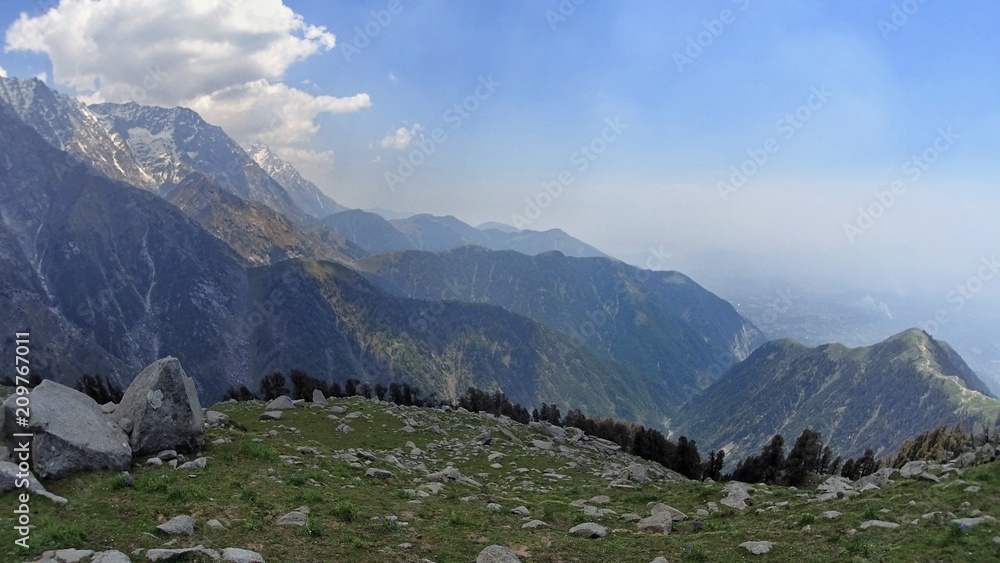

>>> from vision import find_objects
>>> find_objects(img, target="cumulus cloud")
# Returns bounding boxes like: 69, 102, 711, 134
379, 124, 422, 150
0, 65, 6, 77
4, 0, 367, 163
188, 79, 370, 147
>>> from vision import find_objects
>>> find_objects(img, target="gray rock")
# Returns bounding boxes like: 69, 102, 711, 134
259, 411, 283, 421
205, 411, 229, 426
619, 463, 649, 483
535, 422, 567, 442
157, 450, 178, 461
857, 467, 897, 489
720, 481, 753, 510
100, 402, 118, 414
91, 550, 131, 563
53, 549, 94, 562
118, 417, 134, 434
145, 545, 217, 561
112, 357, 204, 455
820, 511, 842, 519
311, 389, 327, 406
590, 495, 611, 505
993, 536, 1000, 545
476, 545, 522, 563
531, 440, 553, 451
473, 430, 493, 445
965, 486, 981, 493
637, 512, 673, 534
365, 468, 395, 479
859, 520, 900, 530
329, 406, 347, 414
1, 380, 131, 479
899, 460, 927, 479
569, 522, 607, 538
176, 457, 207, 470
650, 503, 687, 521
277, 506, 309, 526
649, 558, 670, 563
265, 395, 296, 410
0, 460, 68, 504
522, 519, 549, 529
486, 503, 503, 511
510, 505, 531, 516
222, 547, 265, 562
156, 514, 195, 536
739, 541, 775, 555
207, 519, 224, 529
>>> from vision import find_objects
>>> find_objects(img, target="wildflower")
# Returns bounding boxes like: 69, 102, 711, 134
692, 521, 702, 530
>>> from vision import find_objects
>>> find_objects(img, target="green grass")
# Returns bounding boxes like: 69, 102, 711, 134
1, 396, 998, 562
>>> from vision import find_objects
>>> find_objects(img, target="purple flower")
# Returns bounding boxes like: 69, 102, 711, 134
692, 521, 702, 530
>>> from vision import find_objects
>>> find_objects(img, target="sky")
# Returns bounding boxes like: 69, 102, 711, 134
1, 0, 998, 303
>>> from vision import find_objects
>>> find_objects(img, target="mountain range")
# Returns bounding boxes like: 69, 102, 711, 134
1, 74, 997, 461
678, 328, 1000, 460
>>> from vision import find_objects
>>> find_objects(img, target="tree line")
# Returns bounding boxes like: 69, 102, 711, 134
60, 370, 991, 486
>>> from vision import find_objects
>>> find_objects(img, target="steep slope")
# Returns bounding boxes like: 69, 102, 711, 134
88, 101, 302, 218
164, 173, 362, 266
319, 209, 418, 255
248, 143, 346, 218
0, 100, 668, 420
357, 246, 767, 410
245, 258, 667, 426
0, 77, 156, 190
679, 328, 1000, 461
0, 101, 250, 398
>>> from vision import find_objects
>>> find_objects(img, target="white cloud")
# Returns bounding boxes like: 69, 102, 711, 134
189, 79, 370, 147
4, 0, 366, 157
0, 65, 6, 77
34, 71, 46, 83
275, 146, 335, 167
379, 124, 422, 150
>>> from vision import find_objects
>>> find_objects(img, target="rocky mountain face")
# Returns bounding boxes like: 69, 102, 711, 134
0, 101, 250, 399
0, 101, 669, 422
248, 142, 346, 218
165, 173, 362, 266
245, 258, 668, 426
87, 101, 302, 219
0, 77, 156, 191
357, 246, 768, 407
678, 328, 1000, 461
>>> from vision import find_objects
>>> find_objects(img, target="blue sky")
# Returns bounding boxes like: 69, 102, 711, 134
1, 0, 998, 299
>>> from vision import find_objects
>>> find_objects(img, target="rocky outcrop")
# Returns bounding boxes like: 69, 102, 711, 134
1, 381, 131, 479
112, 357, 204, 455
